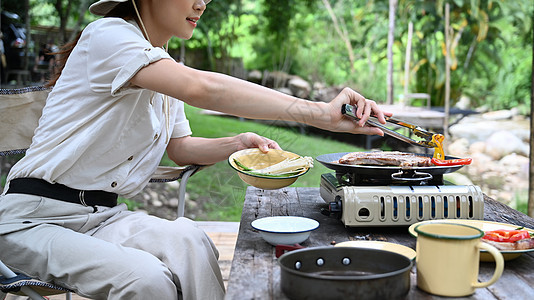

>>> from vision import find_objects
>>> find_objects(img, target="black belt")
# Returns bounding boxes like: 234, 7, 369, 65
6, 178, 118, 207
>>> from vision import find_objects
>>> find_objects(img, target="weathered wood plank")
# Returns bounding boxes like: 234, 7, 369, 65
226, 187, 534, 300
483, 194, 534, 228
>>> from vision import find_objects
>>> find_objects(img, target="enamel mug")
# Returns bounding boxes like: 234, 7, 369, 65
415, 222, 504, 297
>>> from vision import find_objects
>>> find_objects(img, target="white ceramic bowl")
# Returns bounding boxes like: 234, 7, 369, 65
251, 216, 319, 245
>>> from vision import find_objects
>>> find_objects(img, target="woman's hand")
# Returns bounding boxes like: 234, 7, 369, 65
167, 133, 281, 166
235, 132, 281, 153
326, 87, 393, 135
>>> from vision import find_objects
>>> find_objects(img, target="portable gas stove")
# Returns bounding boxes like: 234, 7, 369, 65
316, 153, 484, 227
317, 105, 483, 227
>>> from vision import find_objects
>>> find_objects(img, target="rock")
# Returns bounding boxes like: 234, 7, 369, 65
496, 190, 515, 205
288, 77, 311, 98
454, 96, 471, 110
166, 180, 180, 190
468, 141, 486, 154
143, 193, 151, 201
444, 172, 474, 185
148, 190, 159, 201
485, 130, 528, 159
449, 121, 495, 144
168, 197, 179, 208
480, 172, 506, 190
311, 85, 343, 102
313, 82, 326, 90
264, 71, 290, 88
152, 199, 163, 207
275, 87, 293, 95
481, 109, 514, 121
499, 153, 529, 176
187, 200, 198, 211
465, 152, 494, 179
447, 138, 469, 157
449, 118, 530, 144
247, 70, 263, 84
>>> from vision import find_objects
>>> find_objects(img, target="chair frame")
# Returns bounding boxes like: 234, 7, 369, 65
0, 85, 200, 300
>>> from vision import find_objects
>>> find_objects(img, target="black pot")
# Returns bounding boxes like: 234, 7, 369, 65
278, 247, 412, 300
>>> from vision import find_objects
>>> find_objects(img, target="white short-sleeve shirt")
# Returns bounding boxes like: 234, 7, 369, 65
6, 18, 192, 198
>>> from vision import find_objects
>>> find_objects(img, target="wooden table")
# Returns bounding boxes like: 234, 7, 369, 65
226, 187, 534, 299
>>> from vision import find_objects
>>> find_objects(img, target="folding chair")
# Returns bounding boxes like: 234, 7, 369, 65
0, 85, 200, 300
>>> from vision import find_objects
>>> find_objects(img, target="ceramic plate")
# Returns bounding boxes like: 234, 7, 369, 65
408, 219, 534, 261
335, 241, 416, 261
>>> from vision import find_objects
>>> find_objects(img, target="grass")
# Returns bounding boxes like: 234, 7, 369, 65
164, 105, 366, 221
511, 190, 529, 215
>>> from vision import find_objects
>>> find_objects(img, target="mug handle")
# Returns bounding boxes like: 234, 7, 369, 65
472, 242, 504, 288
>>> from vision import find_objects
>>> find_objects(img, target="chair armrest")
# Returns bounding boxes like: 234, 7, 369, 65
147, 165, 203, 218
149, 165, 202, 183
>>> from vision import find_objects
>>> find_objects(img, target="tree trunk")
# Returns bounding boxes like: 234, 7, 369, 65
444, 3, 451, 138
322, 0, 355, 73
69, 0, 91, 42
528, 14, 534, 217
55, 0, 73, 43
402, 21, 413, 106
23, 0, 31, 71
386, 0, 398, 104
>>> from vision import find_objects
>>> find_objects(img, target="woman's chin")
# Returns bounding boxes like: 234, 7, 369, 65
176, 32, 194, 40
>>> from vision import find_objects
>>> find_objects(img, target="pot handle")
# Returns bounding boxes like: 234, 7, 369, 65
275, 244, 305, 258
391, 170, 433, 182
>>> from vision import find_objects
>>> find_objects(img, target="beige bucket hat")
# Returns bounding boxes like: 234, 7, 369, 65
89, 0, 129, 16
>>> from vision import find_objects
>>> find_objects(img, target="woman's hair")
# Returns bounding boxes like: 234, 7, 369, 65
46, 1, 138, 87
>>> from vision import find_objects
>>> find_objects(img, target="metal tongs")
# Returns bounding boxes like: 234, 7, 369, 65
342, 104, 440, 148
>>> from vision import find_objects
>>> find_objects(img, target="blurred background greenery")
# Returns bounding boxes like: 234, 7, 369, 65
2, 0, 532, 110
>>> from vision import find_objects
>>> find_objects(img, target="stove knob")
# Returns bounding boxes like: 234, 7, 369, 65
329, 200, 342, 213
320, 200, 342, 218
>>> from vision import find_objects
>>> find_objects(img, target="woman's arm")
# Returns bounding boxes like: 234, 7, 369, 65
131, 59, 391, 136
167, 133, 280, 166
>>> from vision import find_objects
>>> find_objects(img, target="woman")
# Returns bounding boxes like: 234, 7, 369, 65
0, 0, 390, 299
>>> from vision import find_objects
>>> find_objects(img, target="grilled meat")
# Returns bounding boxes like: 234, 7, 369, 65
338, 151, 432, 167
482, 238, 534, 251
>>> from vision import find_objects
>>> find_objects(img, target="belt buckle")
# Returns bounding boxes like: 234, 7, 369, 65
78, 190, 88, 206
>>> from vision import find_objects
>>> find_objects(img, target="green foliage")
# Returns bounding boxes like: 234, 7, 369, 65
118, 196, 144, 211
400, 0, 533, 109
28, 0, 97, 30
459, 6, 532, 111
243, 0, 318, 73
511, 190, 529, 215
24, 0, 532, 112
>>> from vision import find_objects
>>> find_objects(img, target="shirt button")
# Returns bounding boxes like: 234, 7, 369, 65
111, 182, 117, 188
154, 133, 159, 140
144, 48, 151, 51
127, 156, 134, 161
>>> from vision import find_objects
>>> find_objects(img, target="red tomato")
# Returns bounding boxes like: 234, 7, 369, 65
482, 230, 531, 243
431, 158, 472, 166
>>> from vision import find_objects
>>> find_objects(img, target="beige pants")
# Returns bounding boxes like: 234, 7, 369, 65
0, 194, 225, 300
